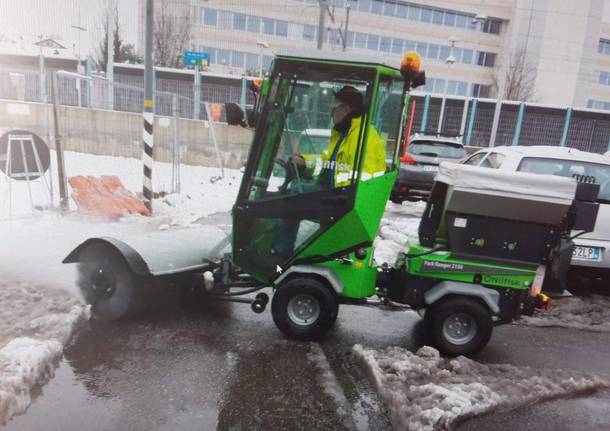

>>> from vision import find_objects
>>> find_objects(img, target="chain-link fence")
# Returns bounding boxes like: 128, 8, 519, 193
0, 66, 255, 219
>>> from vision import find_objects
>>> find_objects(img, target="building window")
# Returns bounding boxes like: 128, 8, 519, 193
303, 24, 315, 41
357, 0, 371, 12
380, 37, 392, 52
587, 100, 610, 110
233, 13, 246, 31
383, 0, 396, 16
355, 32, 367, 49
203, 8, 217, 26
367, 34, 379, 50
246, 53, 259, 70
391, 38, 403, 54
599, 39, 610, 55
262, 18, 274, 35
599, 71, 610, 86
217, 49, 230, 65
218, 11, 231, 29
371, 0, 383, 14
275, 20, 288, 37
247, 16, 260, 33
231, 51, 244, 68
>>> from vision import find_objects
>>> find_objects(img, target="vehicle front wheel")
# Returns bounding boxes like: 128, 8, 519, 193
77, 243, 139, 320
271, 277, 338, 341
428, 297, 493, 357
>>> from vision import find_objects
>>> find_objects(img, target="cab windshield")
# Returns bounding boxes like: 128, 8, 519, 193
244, 72, 370, 202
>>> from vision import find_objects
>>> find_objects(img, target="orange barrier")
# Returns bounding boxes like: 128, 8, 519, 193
68, 175, 151, 219
210, 103, 222, 122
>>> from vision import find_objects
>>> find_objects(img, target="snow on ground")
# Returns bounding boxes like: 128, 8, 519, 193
519, 295, 610, 332
0, 278, 89, 425
354, 344, 609, 431
0, 151, 239, 424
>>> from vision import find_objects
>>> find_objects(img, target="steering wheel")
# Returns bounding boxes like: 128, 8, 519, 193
275, 158, 303, 194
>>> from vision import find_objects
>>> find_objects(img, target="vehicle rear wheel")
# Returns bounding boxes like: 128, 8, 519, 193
77, 243, 139, 320
428, 297, 493, 357
271, 277, 338, 341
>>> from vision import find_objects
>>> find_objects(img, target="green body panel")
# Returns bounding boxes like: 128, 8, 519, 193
402, 241, 537, 290
318, 249, 378, 298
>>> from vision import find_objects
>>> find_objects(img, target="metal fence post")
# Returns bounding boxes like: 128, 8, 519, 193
560, 107, 573, 147
241, 76, 247, 110
194, 66, 201, 120
85, 57, 93, 107
172, 93, 181, 194
38, 54, 46, 103
204, 102, 225, 178
466, 98, 478, 146
459, 97, 470, 137
51, 73, 68, 211
512, 102, 525, 146
421, 94, 431, 133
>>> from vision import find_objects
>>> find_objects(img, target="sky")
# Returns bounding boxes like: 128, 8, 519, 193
0, 0, 139, 59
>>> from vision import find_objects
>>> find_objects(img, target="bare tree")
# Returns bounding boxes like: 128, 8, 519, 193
491, 44, 537, 102
154, 3, 192, 68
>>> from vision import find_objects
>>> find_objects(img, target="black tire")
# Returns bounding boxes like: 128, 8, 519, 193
428, 297, 493, 357
271, 277, 338, 341
77, 243, 139, 320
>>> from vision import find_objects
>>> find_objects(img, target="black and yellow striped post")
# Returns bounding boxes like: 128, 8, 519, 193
142, 0, 154, 213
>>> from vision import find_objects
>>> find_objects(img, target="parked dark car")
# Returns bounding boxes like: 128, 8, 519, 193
391, 134, 466, 203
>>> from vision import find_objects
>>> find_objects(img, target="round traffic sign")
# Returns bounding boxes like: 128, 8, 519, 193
0, 129, 50, 181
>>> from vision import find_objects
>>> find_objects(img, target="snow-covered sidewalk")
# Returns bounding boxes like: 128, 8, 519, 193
354, 344, 610, 431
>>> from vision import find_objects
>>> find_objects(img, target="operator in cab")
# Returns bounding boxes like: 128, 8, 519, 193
293, 85, 387, 189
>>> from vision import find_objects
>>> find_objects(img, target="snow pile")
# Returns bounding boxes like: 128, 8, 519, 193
0, 279, 89, 425
519, 295, 610, 332
353, 344, 609, 431
374, 201, 425, 265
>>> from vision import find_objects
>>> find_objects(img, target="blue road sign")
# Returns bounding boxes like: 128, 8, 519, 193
183, 51, 209, 67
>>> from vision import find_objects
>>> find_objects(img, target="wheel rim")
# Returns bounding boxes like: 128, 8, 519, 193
442, 313, 477, 345
287, 294, 321, 327
90, 267, 116, 300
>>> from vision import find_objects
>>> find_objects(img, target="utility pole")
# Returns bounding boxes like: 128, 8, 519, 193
142, 0, 154, 213
317, 0, 327, 50
342, 4, 350, 51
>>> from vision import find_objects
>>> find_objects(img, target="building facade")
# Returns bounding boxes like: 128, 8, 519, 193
139, 0, 610, 109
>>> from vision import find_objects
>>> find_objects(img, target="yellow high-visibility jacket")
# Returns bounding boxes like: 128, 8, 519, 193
305, 116, 386, 188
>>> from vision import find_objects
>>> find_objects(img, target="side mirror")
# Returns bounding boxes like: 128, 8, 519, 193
225, 103, 247, 127
411, 71, 426, 89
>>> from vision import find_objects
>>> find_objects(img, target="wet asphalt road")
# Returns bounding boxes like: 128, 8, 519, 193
4, 209, 610, 430
3, 296, 610, 431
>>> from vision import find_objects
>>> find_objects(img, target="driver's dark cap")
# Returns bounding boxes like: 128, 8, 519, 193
333, 85, 364, 113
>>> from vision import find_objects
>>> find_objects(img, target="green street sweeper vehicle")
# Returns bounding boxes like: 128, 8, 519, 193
64, 51, 598, 356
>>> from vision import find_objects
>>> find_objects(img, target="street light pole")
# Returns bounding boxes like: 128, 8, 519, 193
342, 5, 350, 52
317, 0, 327, 50
438, 36, 458, 134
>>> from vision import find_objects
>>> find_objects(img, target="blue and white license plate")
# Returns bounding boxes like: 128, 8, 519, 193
572, 246, 602, 262
423, 165, 438, 172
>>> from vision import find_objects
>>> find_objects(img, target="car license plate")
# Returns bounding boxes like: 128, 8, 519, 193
423, 165, 438, 172
572, 246, 601, 262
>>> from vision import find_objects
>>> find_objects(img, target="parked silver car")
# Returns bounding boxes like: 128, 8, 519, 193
463, 145, 610, 293
391, 134, 466, 203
